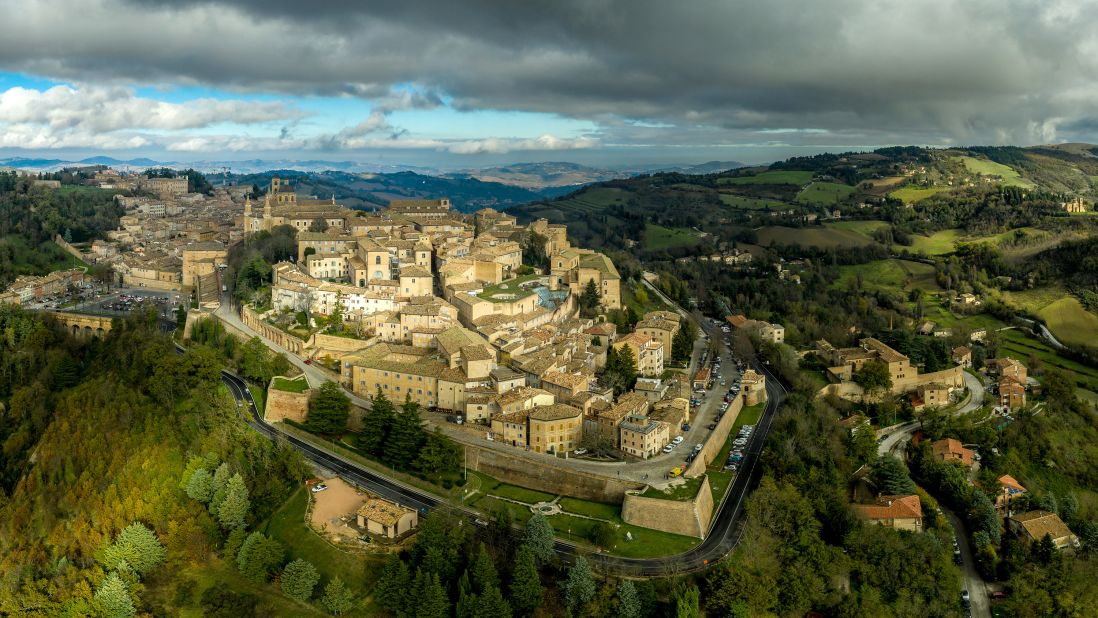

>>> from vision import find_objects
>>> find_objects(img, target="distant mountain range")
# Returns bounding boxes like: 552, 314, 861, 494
0, 156, 745, 190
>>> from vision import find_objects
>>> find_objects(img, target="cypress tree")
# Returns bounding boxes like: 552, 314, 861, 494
509, 545, 543, 615
356, 387, 395, 455
521, 513, 555, 565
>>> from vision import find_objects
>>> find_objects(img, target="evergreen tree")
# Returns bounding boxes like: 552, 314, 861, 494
185, 467, 215, 503
375, 554, 411, 614
208, 462, 232, 516
521, 514, 555, 565
1034, 533, 1057, 565
385, 398, 426, 469
52, 354, 79, 389
872, 456, 916, 495
240, 337, 274, 384
307, 381, 351, 434
240, 535, 284, 583
94, 572, 136, 618
675, 585, 700, 618
509, 545, 543, 616
179, 454, 213, 490
280, 559, 321, 602
617, 580, 641, 618
415, 570, 450, 618
236, 531, 263, 572
99, 522, 166, 577
563, 556, 595, 609
321, 577, 354, 615
477, 585, 513, 618
217, 473, 250, 530
471, 543, 499, 593
356, 387, 395, 455
222, 526, 248, 562
414, 428, 462, 481
579, 279, 602, 318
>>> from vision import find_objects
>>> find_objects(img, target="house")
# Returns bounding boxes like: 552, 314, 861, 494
838, 414, 871, 436
1007, 511, 1079, 550
912, 383, 950, 411
930, 438, 975, 467
996, 474, 1026, 511
952, 346, 972, 368
999, 377, 1026, 410
988, 357, 1027, 383
618, 414, 670, 459
970, 328, 987, 343
357, 498, 418, 539
692, 367, 711, 389
957, 293, 980, 306
852, 494, 923, 532
612, 332, 665, 377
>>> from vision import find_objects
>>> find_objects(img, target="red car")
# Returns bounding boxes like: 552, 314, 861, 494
304, 359, 312, 365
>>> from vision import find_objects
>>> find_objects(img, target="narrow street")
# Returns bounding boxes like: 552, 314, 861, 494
941, 505, 991, 618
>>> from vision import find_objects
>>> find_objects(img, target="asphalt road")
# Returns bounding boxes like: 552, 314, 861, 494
203, 309, 788, 575
942, 505, 991, 618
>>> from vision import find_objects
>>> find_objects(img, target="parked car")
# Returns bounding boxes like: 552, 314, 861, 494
707, 422, 718, 430
669, 467, 684, 477
684, 452, 697, 464
310, 483, 328, 493
672, 436, 685, 445
723, 463, 738, 472
573, 448, 588, 455
693, 443, 703, 452
681, 423, 691, 432
662, 444, 675, 454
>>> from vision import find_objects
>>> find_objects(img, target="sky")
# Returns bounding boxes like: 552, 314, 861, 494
1, 0, 1098, 168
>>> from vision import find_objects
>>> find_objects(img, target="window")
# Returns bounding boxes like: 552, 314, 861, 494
375, 255, 382, 265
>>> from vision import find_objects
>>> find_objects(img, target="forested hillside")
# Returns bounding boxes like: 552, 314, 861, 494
0, 306, 305, 615
0, 172, 123, 286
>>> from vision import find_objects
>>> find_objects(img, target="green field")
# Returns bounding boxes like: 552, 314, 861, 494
834, 259, 942, 294
756, 225, 877, 249
827, 220, 889, 237
795, 181, 855, 205
645, 223, 702, 250
889, 186, 951, 204
1002, 286, 1070, 314
957, 156, 1034, 188
272, 376, 309, 393
719, 194, 787, 210
909, 229, 961, 255
720, 170, 813, 186
1000, 329, 1098, 393
1039, 297, 1098, 348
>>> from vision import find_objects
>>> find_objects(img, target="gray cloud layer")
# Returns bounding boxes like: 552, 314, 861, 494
2, 0, 1098, 153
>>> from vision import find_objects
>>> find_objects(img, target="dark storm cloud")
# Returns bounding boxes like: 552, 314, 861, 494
3, 0, 1098, 147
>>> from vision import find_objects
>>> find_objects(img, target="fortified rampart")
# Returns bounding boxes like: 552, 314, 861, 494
621, 475, 714, 538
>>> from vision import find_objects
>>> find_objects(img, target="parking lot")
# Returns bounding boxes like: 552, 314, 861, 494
71, 288, 183, 320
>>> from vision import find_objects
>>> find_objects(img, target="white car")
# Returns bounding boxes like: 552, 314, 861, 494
573, 448, 588, 456
310, 483, 328, 493
693, 443, 704, 452
662, 444, 675, 454
672, 436, 685, 445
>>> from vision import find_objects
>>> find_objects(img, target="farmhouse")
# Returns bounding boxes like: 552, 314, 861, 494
852, 494, 923, 533
931, 438, 975, 467
357, 498, 418, 539
1007, 511, 1079, 550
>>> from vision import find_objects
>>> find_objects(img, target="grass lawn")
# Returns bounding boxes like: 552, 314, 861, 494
756, 225, 877, 249
1002, 285, 1070, 314
719, 194, 787, 210
645, 223, 701, 250
262, 487, 385, 595
957, 156, 1034, 188
795, 181, 855, 205
272, 376, 309, 393
720, 170, 813, 186
249, 384, 267, 415
1037, 296, 1098, 349
176, 558, 335, 617
889, 185, 951, 204
558, 497, 621, 520
909, 229, 963, 255
487, 482, 558, 504
640, 474, 705, 501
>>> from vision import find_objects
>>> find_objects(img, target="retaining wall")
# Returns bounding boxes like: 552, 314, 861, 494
465, 444, 641, 503
265, 378, 312, 423
240, 305, 308, 355
684, 394, 743, 478
621, 476, 714, 538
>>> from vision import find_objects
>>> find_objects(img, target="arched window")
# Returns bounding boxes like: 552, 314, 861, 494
375, 255, 381, 265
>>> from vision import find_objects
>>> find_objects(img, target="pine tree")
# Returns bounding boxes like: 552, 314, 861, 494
280, 559, 321, 602
223, 526, 248, 562
471, 543, 499, 593
375, 554, 410, 614
321, 576, 354, 615
416, 571, 450, 618
100, 522, 165, 577
414, 428, 462, 481
521, 514, 555, 565
307, 380, 352, 434
185, 468, 215, 502
52, 354, 79, 389
356, 387, 395, 455
94, 572, 136, 618
509, 545, 543, 615
579, 279, 601, 317
617, 580, 641, 618
208, 462, 232, 516
385, 398, 426, 469
675, 584, 700, 618
477, 585, 512, 618
241, 535, 284, 583
217, 473, 250, 530
236, 531, 263, 572
871, 456, 915, 495
563, 556, 595, 609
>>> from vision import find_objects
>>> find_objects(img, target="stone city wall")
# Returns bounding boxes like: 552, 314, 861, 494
465, 444, 640, 503
264, 378, 311, 423
240, 305, 308, 355
684, 393, 743, 478
621, 475, 714, 539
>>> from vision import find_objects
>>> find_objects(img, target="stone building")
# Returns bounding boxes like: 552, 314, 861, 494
852, 494, 923, 532
356, 498, 418, 539
740, 369, 767, 406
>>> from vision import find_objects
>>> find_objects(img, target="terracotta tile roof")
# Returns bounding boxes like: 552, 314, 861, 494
853, 494, 922, 521
1010, 510, 1076, 543
931, 438, 975, 466
528, 403, 583, 421
999, 474, 1026, 493
357, 498, 413, 526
